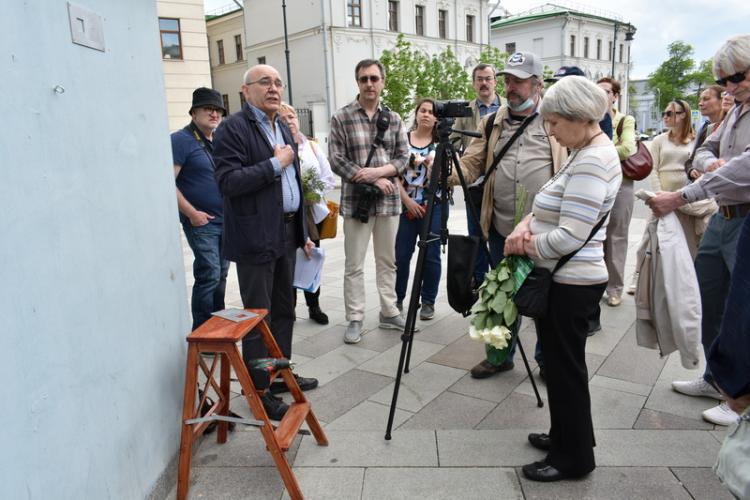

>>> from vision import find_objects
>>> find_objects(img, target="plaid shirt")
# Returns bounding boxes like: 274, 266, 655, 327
329, 99, 409, 217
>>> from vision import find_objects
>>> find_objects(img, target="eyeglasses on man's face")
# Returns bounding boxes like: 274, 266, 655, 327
201, 106, 223, 115
662, 110, 685, 118
357, 75, 381, 84
715, 68, 749, 87
474, 76, 495, 83
246, 77, 286, 90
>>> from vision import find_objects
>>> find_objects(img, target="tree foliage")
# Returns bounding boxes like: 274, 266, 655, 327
647, 41, 714, 109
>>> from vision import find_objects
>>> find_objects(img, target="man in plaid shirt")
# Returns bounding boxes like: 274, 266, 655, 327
329, 59, 410, 344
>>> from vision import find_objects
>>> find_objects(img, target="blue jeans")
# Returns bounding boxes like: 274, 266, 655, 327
467, 207, 490, 285
182, 221, 230, 331
487, 225, 544, 366
395, 203, 444, 305
696, 214, 744, 384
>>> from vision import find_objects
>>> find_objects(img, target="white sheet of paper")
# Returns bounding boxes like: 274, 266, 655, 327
293, 247, 325, 293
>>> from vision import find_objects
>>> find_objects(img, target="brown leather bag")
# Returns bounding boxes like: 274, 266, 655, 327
616, 117, 653, 181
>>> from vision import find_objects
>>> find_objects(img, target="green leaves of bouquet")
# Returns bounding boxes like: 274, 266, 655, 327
301, 167, 325, 203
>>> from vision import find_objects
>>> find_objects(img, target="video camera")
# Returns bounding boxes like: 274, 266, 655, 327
434, 100, 472, 119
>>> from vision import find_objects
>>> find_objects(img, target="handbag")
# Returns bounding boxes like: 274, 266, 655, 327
514, 212, 609, 319
714, 409, 750, 499
318, 200, 339, 240
447, 234, 480, 316
616, 117, 653, 181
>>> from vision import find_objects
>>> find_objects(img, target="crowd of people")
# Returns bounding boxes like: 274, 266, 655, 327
171, 33, 750, 488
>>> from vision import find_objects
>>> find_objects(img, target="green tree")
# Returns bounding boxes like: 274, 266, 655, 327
648, 41, 713, 110
466, 45, 508, 99
687, 59, 716, 106
380, 34, 426, 118
417, 46, 472, 101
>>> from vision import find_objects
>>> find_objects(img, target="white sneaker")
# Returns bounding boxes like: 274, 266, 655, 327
702, 402, 740, 426
344, 321, 362, 344
626, 273, 638, 295
671, 378, 723, 400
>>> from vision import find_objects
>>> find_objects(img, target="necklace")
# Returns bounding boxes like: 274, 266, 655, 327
540, 130, 606, 191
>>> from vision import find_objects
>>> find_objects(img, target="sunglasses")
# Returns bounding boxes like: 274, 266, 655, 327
716, 68, 749, 86
662, 111, 685, 118
358, 75, 381, 84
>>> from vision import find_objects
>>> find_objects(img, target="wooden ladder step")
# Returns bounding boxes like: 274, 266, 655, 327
274, 401, 310, 451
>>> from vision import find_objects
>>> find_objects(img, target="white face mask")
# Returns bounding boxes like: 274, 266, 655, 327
509, 97, 535, 113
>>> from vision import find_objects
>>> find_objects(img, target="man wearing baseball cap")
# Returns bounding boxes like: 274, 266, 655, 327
171, 87, 229, 331
454, 52, 567, 379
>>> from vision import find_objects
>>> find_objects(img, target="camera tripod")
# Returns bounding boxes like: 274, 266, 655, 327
384, 116, 544, 440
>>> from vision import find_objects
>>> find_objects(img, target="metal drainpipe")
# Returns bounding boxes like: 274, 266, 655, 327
487, 1, 501, 53
561, 14, 569, 67
369, 0, 375, 58
454, 1, 459, 54
611, 22, 618, 78
320, 0, 332, 120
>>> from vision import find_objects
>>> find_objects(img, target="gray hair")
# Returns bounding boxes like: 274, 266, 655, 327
539, 76, 608, 123
713, 35, 750, 77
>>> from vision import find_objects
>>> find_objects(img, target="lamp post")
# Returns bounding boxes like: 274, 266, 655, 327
282, 0, 293, 105
655, 87, 661, 132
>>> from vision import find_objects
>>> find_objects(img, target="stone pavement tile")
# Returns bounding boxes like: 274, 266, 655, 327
281, 467, 365, 500
590, 384, 646, 429
585, 317, 630, 357
589, 374, 653, 397
358, 339, 444, 377
400, 391, 497, 430
292, 326, 349, 357
428, 334, 487, 370
645, 380, 719, 422
476, 392, 550, 430
671, 467, 735, 500
417, 312, 472, 346
293, 308, 349, 337
519, 466, 692, 500
449, 368, 533, 404
326, 400, 412, 430
304, 369, 394, 424
595, 430, 721, 466
355, 326, 404, 353
657, 350, 707, 382
193, 428, 302, 467
292, 344, 379, 386
711, 429, 728, 443
513, 352, 603, 400
369, 362, 466, 413
169, 467, 284, 499
438, 429, 543, 466
634, 408, 714, 430
361, 467, 522, 500
293, 430, 438, 467
596, 326, 666, 386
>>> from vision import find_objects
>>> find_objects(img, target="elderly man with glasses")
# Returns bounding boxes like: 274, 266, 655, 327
213, 65, 317, 421
648, 35, 750, 427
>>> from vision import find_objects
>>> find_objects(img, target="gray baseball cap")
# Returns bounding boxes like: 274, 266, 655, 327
498, 51, 543, 80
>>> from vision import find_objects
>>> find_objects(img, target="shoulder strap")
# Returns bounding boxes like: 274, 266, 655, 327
615, 114, 624, 140
363, 106, 391, 169
481, 112, 538, 187
552, 211, 610, 274
483, 111, 496, 150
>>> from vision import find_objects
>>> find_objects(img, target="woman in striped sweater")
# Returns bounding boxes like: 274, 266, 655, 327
504, 76, 622, 482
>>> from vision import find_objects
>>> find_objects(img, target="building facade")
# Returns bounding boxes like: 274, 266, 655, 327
244, 0, 490, 142
157, 0, 212, 131
206, 6, 249, 116
490, 3, 635, 111
630, 78, 661, 134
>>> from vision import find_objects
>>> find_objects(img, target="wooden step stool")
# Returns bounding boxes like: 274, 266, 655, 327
176, 309, 328, 500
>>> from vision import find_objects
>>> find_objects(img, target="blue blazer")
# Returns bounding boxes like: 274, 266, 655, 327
213, 103, 307, 264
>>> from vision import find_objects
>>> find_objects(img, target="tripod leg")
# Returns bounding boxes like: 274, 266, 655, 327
515, 335, 544, 407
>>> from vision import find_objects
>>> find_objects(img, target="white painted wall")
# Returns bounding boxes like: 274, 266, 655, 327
1, 1, 190, 498
207, 9, 249, 115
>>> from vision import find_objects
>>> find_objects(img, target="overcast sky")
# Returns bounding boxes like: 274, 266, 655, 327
204, 0, 747, 79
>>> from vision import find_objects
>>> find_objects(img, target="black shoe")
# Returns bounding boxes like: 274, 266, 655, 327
470, 359, 514, 379
269, 374, 319, 394
261, 392, 289, 421
538, 366, 546, 381
308, 306, 329, 325
528, 432, 551, 451
521, 461, 568, 482
587, 320, 601, 336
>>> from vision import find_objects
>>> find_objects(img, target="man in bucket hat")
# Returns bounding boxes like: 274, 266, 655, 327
171, 87, 229, 331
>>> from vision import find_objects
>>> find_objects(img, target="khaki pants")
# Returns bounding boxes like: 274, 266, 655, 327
343, 215, 400, 322
604, 178, 634, 298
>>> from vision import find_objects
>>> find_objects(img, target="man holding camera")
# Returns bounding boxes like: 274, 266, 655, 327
455, 52, 567, 379
329, 59, 410, 344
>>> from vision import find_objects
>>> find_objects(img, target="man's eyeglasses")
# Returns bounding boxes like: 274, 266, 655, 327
662, 111, 685, 118
358, 75, 381, 84
201, 106, 223, 115
474, 76, 495, 83
716, 68, 749, 86
245, 77, 286, 89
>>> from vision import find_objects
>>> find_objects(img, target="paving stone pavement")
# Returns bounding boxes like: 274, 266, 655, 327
171, 188, 732, 499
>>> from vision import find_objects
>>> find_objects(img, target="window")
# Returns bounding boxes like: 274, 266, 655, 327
505, 42, 516, 54
466, 15, 475, 43
348, 0, 362, 27
438, 9, 447, 39
388, 1, 399, 31
569, 35, 575, 56
257, 56, 266, 64
222, 94, 229, 114
159, 18, 182, 59
583, 37, 589, 58
596, 39, 602, 60
217, 40, 225, 65
619, 43, 624, 63
235, 34, 243, 61
415, 5, 424, 35
608, 41, 613, 61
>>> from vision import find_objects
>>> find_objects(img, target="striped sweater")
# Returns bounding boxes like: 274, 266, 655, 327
529, 142, 622, 285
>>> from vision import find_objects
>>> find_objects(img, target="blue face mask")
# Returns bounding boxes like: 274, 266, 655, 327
509, 97, 535, 113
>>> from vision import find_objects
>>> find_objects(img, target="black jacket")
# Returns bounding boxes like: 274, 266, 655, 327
213, 103, 306, 264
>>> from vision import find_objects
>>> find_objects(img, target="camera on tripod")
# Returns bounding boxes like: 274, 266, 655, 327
434, 100, 472, 119
353, 182, 382, 223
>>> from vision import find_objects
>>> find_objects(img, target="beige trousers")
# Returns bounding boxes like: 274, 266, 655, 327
604, 178, 635, 298
343, 215, 400, 322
